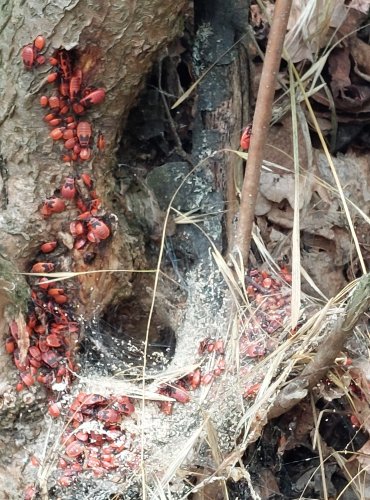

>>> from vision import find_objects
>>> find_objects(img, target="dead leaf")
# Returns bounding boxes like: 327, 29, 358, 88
355, 440, 370, 467
301, 251, 347, 297
267, 205, 294, 229
255, 192, 272, 216
330, 2, 351, 29
312, 85, 370, 113
328, 48, 351, 98
265, 116, 309, 173
257, 469, 280, 499
285, 0, 346, 62
337, 7, 367, 35
350, 37, 370, 78
349, 0, 370, 15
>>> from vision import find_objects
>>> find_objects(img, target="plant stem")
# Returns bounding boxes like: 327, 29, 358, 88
235, 0, 293, 265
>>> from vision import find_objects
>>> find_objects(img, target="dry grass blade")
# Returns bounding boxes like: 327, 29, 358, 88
204, 414, 224, 467
333, 451, 368, 499
77, 378, 177, 401
174, 208, 225, 225
300, 265, 328, 300
146, 364, 200, 386
158, 425, 205, 490
37, 420, 54, 494
289, 62, 302, 329
310, 394, 329, 500
213, 249, 247, 305
271, 82, 327, 123
251, 227, 281, 273
149, 477, 173, 500
237, 355, 294, 438
203, 416, 229, 499
20, 268, 156, 279
296, 452, 344, 500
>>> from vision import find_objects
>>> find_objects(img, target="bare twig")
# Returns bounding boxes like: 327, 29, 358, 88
158, 60, 194, 166
234, 0, 293, 265
268, 274, 370, 419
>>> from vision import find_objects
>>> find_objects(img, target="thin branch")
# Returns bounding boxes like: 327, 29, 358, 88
234, 0, 293, 265
158, 60, 194, 166
268, 274, 370, 419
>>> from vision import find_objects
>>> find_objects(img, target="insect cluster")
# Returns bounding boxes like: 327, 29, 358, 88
18, 37, 113, 383
6, 306, 78, 392
21, 35, 47, 69
33, 44, 106, 163
240, 267, 292, 398
13, 36, 137, 493
40, 173, 110, 247
45, 392, 138, 486
156, 266, 292, 411
157, 338, 226, 415
10, 170, 112, 392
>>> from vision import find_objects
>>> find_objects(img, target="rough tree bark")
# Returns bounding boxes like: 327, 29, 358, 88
0, 0, 187, 307
0, 0, 250, 497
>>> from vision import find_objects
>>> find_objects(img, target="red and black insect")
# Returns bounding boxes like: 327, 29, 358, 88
79, 148, 91, 161
79, 88, 106, 107
33, 35, 46, 52
40, 197, 66, 216
97, 131, 105, 151
76, 121, 92, 147
21, 45, 36, 69
49, 127, 65, 140
39, 95, 49, 107
40, 241, 57, 253
57, 49, 72, 80
31, 262, 55, 273
61, 177, 76, 200
87, 217, 110, 242
69, 70, 82, 100
240, 124, 253, 150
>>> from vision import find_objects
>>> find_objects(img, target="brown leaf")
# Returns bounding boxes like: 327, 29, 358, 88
348, 0, 370, 15
258, 469, 280, 499
328, 48, 351, 98
312, 85, 370, 112
355, 440, 370, 466
337, 7, 367, 36
350, 37, 370, 78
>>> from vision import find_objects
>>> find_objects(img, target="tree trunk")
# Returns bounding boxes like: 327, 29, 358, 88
0, 0, 250, 497
0, 0, 186, 305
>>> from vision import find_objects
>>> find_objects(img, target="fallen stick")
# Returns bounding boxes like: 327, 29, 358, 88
268, 273, 370, 419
